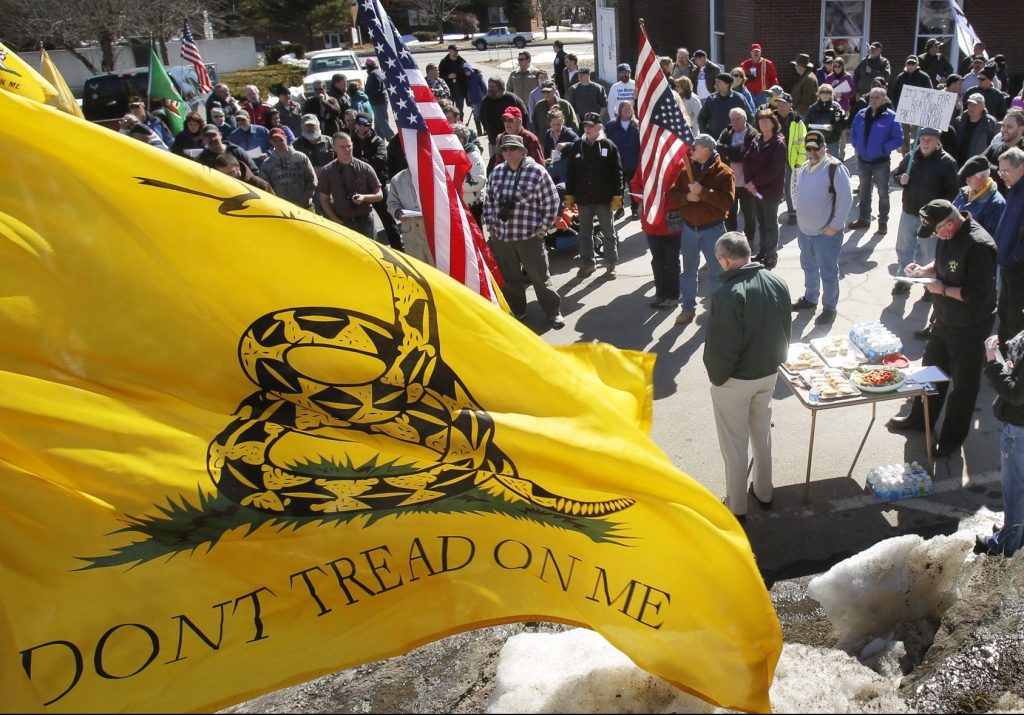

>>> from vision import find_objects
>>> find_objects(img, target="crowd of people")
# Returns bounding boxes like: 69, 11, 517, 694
115, 37, 1023, 557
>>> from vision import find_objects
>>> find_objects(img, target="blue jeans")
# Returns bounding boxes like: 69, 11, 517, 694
986, 422, 1024, 556
856, 160, 891, 222
578, 203, 618, 267
797, 230, 843, 310
371, 103, 394, 141
680, 221, 725, 310
895, 212, 936, 274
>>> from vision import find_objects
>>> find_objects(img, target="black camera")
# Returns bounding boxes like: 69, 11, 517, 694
497, 199, 515, 222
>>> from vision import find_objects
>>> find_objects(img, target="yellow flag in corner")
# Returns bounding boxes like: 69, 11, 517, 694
0, 91, 782, 714
39, 47, 84, 117
0, 42, 59, 104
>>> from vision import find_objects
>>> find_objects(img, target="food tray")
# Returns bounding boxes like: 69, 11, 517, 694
849, 366, 907, 393
799, 367, 862, 400
810, 335, 868, 369
782, 342, 826, 375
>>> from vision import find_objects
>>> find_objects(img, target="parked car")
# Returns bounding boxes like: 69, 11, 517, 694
82, 64, 216, 130
302, 50, 367, 97
471, 26, 534, 50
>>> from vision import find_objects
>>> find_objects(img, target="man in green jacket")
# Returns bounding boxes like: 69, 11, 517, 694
704, 232, 792, 522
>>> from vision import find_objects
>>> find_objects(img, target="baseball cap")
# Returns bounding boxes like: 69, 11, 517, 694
751, 43, 762, 51
692, 134, 717, 150
616, 62, 630, 73
365, 57, 378, 67
905, 55, 919, 64
541, 80, 556, 92
965, 93, 985, 105
692, 50, 707, 59
498, 134, 525, 150
768, 85, 784, 96
447, 44, 458, 51
716, 71, 734, 84
502, 106, 523, 120
979, 64, 997, 80
581, 112, 602, 126
201, 123, 220, 136
355, 112, 372, 126
269, 128, 287, 140
925, 38, 943, 48
917, 199, 959, 237
945, 73, 963, 85
301, 113, 319, 125
918, 126, 941, 137
778, 92, 793, 104
804, 130, 825, 149
235, 110, 250, 121
870, 41, 883, 50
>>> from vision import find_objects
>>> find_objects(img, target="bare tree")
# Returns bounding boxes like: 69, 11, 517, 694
135, 0, 207, 64
401, 0, 468, 44
533, 0, 565, 39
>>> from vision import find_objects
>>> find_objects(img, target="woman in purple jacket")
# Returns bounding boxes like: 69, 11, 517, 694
743, 109, 787, 268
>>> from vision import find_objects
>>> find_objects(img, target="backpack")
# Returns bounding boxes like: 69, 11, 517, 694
825, 160, 840, 224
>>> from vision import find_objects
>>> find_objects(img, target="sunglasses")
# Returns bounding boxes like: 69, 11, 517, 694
731, 74, 743, 78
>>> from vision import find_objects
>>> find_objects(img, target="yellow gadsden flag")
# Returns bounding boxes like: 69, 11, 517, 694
0, 42, 60, 105
39, 47, 85, 118
0, 90, 781, 713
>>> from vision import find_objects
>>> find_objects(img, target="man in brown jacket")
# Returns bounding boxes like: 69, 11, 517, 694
666, 133, 736, 325
790, 54, 819, 116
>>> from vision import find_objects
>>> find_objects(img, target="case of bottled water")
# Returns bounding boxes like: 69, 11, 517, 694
866, 462, 933, 500
849, 321, 903, 363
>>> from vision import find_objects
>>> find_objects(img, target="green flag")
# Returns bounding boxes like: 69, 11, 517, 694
147, 46, 186, 135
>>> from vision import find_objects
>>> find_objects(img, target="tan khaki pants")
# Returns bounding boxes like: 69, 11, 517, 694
709, 373, 777, 515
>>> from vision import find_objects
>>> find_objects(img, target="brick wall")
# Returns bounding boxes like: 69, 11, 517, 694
613, 0, 1020, 95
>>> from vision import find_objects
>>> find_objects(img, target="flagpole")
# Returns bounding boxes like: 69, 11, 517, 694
147, 34, 154, 113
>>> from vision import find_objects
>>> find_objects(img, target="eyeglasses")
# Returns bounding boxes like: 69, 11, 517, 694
998, 168, 1013, 175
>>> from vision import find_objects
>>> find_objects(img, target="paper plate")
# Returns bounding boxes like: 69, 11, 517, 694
881, 354, 910, 369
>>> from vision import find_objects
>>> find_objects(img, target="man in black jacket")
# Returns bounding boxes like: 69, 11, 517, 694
888, 200, 997, 459
364, 58, 393, 141
438, 45, 468, 113
352, 113, 403, 250
478, 77, 529, 158
564, 113, 623, 280
891, 127, 958, 292
552, 41, 567, 96
917, 38, 954, 87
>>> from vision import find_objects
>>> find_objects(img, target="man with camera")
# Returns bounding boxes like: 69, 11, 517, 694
483, 134, 564, 328
318, 131, 383, 240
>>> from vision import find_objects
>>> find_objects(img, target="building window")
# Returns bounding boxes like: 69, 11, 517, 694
407, 9, 430, 26
710, 0, 725, 65
488, 6, 509, 24
820, 0, 870, 71
916, 0, 955, 58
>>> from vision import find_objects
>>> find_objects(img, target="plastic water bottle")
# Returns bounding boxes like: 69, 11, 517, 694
809, 386, 820, 404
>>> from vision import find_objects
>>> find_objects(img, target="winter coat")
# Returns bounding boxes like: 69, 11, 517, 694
743, 132, 787, 200
564, 135, 623, 205
804, 99, 847, 144
698, 91, 751, 139
665, 152, 735, 227
951, 111, 1000, 165
352, 128, 389, 183
704, 263, 792, 386
790, 71, 819, 117
603, 118, 640, 173
479, 92, 528, 140
464, 64, 488, 105
892, 147, 959, 214
850, 106, 903, 163
891, 69, 932, 110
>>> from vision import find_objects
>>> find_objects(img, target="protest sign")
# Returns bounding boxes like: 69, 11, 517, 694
895, 85, 958, 131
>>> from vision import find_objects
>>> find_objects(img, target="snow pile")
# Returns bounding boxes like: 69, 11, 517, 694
806, 534, 970, 648
486, 513, 1008, 714
485, 633, 906, 714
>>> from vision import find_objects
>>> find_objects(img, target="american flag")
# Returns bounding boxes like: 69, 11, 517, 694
181, 19, 213, 93
635, 26, 694, 227
357, 0, 499, 303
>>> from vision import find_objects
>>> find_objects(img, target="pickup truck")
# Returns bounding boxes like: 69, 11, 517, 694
472, 27, 534, 50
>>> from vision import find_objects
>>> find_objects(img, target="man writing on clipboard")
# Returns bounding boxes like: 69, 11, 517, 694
887, 199, 997, 460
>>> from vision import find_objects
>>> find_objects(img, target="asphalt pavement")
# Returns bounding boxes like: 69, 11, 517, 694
525, 154, 1002, 580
